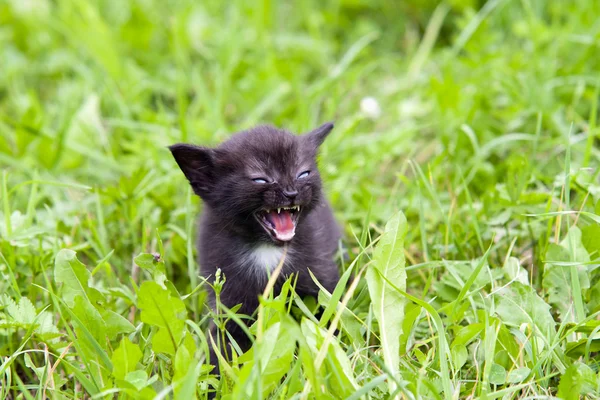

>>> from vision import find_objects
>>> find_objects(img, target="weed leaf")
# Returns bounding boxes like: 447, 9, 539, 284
543, 228, 591, 321
100, 309, 135, 339
495, 282, 555, 340
301, 318, 358, 397
138, 281, 186, 355
366, 210, 407, 392
557, 362, 597, 399
111, 337, 142, 380
54, 249, 104, 307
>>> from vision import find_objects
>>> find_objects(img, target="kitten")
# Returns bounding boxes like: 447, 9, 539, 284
169, 122, 341, 369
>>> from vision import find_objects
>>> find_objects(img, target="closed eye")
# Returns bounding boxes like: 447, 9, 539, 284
297, 170, 310, 179
252, 178, 269, 184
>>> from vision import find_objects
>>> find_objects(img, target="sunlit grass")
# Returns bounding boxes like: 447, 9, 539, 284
1, 0, 599, 398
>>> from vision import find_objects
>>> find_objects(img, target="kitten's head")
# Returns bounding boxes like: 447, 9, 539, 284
169, 123, 333, 244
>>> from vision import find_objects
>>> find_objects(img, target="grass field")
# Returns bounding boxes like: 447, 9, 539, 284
1, 0, 600, 398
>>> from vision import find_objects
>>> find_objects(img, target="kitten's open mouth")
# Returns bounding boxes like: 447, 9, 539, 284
254, 206, 301, 242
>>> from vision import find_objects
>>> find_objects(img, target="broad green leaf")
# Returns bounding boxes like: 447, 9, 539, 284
23, 353, 45, 380
433, 259, 494, 304
152, 322, 185, 355
325, 340, 360, 398
125, 370, 149, 390
173, 335, 201, 399
134, 252, 166, 276
561, 227, 593, 263
366, 210, 407, 392
174, 359, 200, 400
181, 333, 197, 358
507, 367, 531, 383
111, 338, 142, 380
339, 307, 363, 345
565, 336, 600, 358
301, 318, 358, 397
173, 344, 192, 383
543, 228, 591, 321
100, 309, 135, 339
564, 320, 600, 335
311, 268, 363, 345
138, 281, 186, 327
134, 253, 159, 270
258, 319, 297, 396
233, 319, 298, 399
451, 323, 484, 349
557, 362, 597, 399
502, 257, 528, 284
399, 303, 421, 356
489, 363, 506, 385
288, 318, 320, 397
35, 310, 60, 339
72, 296, 107, 351
496, 323, 521, 360
495, 282, 555, 339
451, 344, 468, 370
64, 294, 113, 375
581, 223, 600, 256
588, 279, 600, 314
138, 281, 186, 355
114, 375, 155, 399
54, 249, 104, 307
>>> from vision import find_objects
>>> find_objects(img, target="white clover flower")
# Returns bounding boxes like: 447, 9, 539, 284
360, 96, 381, 119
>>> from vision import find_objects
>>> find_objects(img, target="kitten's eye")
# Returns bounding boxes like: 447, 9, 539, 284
252, 178, 269, 184
297, 170, 310, 179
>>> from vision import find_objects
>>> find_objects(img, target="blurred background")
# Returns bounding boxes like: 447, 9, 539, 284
2, 0, 600, 289
3, 0, 599, 275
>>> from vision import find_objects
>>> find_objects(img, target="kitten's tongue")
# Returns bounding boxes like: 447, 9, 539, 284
265, 210, 295, 241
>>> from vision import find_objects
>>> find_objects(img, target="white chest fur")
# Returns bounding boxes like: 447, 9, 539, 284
244, 244, 286, 275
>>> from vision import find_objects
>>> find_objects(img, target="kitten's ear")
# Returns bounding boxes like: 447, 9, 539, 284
305, 122, 334, 148
168, 144, 215, 198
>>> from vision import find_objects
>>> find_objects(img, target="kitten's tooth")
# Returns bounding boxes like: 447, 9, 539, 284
277, 208, 281, 214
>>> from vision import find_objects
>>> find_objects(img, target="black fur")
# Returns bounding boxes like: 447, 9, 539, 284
169, 123, 341, 372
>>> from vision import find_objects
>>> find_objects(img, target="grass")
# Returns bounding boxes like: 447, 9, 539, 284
1, 0, 600, 398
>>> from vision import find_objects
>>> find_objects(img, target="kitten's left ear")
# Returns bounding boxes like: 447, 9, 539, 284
305, 122, 334, 148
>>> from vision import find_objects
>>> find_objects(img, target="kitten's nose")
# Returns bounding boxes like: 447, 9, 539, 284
282, 189, 298, 199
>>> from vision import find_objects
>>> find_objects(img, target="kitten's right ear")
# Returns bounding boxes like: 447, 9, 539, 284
168, 144, 215, 198
305, 122, 334, 149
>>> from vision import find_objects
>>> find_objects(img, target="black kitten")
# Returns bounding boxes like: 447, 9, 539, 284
169, 123, 341, 369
